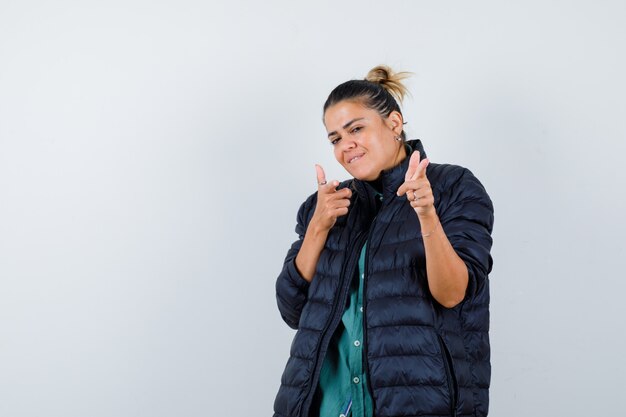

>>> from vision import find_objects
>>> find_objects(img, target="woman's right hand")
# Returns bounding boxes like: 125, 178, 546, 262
294, 164, 352, 282
310, 164, 352, 232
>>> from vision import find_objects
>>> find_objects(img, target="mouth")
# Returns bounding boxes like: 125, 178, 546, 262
347, 153, 365, 164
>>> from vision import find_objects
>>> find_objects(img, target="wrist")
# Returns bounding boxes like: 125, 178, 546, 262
417, 211, 439, 227
308, 218, 331, 237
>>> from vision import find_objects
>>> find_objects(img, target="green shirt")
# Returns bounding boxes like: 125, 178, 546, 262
312, 243, 374, 417
311, 189, 384, 417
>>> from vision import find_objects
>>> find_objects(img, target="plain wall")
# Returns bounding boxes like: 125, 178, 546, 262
1, 1, 625, 416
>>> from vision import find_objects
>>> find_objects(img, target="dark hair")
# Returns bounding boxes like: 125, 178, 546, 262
323, 65, 412, 140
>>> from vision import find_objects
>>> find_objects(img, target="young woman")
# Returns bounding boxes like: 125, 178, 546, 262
273, 66, 494, 417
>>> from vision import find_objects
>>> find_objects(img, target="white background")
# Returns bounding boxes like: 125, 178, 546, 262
1, 1, 625, 416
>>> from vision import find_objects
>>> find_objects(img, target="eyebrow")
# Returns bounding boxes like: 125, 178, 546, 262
327, 118, 365, 138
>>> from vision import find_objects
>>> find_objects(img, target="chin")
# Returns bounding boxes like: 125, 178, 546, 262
350, 169, 377, 181
342, 162, 377, 181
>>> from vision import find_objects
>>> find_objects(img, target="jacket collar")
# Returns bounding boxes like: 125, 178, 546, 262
353, 139, 427, 201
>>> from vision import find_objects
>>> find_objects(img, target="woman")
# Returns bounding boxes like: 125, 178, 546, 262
273, 66, 494, 417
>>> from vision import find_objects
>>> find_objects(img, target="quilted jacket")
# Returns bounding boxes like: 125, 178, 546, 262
274, 139, 494, 417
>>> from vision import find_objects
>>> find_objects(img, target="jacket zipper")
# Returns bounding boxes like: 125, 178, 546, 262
299, 229, 367, 417
362, 193, 386, 415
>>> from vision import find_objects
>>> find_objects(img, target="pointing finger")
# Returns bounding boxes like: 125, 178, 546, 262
405, 151, 421, 180
413, 157, 430, 180
315, 164, 327, 187
405, 151, 420, 180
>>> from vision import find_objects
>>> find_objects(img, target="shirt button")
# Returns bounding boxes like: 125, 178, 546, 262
353, 377, 360, 384
359, 306, 363, 312
361, 274, 364, 279
354, 340, 361, 347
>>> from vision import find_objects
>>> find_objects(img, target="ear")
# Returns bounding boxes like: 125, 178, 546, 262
387, 110, 404, 136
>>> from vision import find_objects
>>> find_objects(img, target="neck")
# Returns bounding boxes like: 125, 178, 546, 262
377, 142, 408, 177
394, 142, 408, 166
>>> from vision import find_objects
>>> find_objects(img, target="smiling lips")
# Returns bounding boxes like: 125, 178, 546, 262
347, 153, 365, 164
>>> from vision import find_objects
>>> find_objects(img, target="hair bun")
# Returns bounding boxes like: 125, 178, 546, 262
365, 65, 412, 103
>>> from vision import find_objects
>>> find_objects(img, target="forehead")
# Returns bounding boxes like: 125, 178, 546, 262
324, 100, 376, 130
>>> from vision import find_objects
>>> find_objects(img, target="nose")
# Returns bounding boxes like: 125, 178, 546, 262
340, 137, 357, 151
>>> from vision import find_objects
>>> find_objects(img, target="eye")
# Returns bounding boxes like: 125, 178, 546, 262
330, 137, 341, 145
351, 126, 362, 134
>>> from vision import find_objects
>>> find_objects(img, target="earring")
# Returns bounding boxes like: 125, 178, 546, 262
394, 135, 402, 142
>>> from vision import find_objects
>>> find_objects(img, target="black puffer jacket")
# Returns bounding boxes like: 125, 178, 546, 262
274, 139, 494, 417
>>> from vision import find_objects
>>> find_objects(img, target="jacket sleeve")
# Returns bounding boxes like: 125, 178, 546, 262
275, 194, 317, 329
438, 167, 494, 301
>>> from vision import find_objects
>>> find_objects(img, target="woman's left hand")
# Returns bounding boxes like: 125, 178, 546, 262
396, 151, 436, 218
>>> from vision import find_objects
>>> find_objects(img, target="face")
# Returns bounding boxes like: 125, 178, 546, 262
323, 100, 406, 181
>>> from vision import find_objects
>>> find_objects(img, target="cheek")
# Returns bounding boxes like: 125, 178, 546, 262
333, 147, 343, 163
